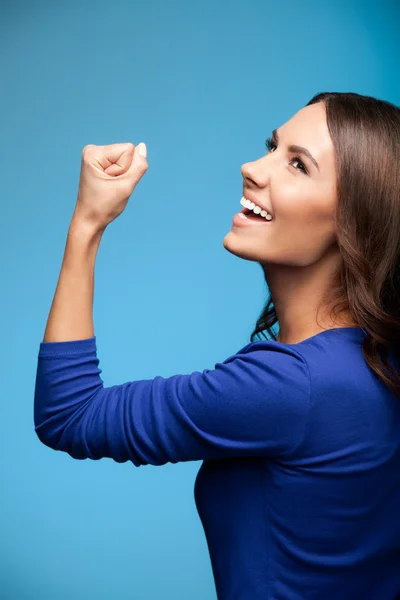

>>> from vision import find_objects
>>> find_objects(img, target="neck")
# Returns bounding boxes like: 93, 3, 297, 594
263, 251, 357, 345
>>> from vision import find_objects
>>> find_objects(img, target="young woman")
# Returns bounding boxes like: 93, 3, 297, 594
34, 91, 400, 599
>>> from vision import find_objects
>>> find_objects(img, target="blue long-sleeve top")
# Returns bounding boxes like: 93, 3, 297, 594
34, 327, 400, 599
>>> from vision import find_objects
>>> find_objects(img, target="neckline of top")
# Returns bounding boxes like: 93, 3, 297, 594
276, 326, 366, 346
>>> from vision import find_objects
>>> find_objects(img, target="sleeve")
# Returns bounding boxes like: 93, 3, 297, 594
33, 336, 310, 466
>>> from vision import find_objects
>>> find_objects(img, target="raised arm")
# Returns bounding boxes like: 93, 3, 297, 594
36, 141, 310, 467
43, 141, 148, 344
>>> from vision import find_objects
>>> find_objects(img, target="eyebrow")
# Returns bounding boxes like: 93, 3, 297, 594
272, 128, 320, 173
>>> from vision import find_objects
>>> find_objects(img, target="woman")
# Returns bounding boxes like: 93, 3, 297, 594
34, 91, 400, 599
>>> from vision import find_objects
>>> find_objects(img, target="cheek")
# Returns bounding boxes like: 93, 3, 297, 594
271, 181, 334, 226
269, 187, 336, 262
270, 180, 308, 216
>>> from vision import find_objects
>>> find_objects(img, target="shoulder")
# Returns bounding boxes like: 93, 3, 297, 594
219, 339, 311, 404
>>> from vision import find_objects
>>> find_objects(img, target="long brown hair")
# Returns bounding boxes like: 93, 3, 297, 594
250, 91, 400, 397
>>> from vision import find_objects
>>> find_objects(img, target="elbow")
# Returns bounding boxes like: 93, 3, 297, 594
34, 419, 64, 451
34, 408, 96, 460
35, 426, 57, 450
34, 421, 88, 459
34, 401, 76, 453
34, 387, 91, 455
34, 387, 66, 450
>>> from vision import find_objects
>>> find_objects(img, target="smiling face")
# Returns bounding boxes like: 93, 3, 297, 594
223, 102, 339, 267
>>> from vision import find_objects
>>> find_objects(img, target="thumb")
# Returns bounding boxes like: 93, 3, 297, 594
136, 142, 147, 159
127, 142, 148, 179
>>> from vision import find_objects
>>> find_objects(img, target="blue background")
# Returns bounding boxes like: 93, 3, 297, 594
1, 0, 399, 598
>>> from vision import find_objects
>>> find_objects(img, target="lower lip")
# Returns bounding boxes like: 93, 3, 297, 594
232, 212, 273, 227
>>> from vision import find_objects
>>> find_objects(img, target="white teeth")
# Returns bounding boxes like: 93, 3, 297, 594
240, 197, 273, 220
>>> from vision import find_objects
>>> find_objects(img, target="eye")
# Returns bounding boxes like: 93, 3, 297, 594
265, 137, 277, 153
264, 136, 308, 175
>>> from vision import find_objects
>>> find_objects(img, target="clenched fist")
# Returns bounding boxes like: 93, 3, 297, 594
72, 142, 148, 231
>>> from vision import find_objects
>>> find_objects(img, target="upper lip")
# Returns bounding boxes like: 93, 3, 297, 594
242, 191, 273, 216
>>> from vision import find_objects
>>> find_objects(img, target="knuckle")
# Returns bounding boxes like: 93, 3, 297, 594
82, 144, 95, 156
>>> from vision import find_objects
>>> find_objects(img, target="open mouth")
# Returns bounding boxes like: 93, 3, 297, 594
242, 207, 270, 220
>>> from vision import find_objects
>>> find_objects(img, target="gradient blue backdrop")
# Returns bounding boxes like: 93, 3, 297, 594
1, 0, 399, 598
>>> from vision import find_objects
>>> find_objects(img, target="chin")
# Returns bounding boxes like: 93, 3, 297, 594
222, 232, 263, 262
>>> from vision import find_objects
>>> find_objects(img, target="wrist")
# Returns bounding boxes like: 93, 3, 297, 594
69, 214, 106, 241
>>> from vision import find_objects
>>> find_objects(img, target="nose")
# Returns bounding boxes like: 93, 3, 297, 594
241, 155, 270, 189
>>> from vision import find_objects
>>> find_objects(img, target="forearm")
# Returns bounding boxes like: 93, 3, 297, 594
43, 218, 105, 343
